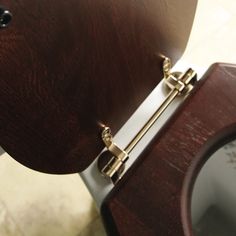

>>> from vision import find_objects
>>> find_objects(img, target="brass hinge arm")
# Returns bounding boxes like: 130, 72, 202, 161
98, 57, 197, 184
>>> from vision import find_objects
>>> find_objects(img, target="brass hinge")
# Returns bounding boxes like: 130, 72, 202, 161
98, 57, 197, 184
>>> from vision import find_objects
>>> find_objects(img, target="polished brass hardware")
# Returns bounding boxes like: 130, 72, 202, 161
99, 57, 197, 184
100, 127, 129, 183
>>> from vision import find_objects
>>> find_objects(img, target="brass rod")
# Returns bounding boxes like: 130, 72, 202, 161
99, 56, 198, 182
124, 89, 179, 154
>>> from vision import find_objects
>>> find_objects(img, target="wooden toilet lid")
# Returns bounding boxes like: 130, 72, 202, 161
0, 0, 198, 174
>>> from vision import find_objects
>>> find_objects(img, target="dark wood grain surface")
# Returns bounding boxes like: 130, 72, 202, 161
0, 0, 197, 173
101, 63, 236, 235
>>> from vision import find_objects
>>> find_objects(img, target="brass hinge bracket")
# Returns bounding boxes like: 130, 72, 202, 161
100, 126, 129, 183
98, 57, 197, 184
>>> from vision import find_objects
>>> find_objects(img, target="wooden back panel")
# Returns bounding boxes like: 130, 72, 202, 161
0, 0, 197, 174
101, 64, 236, 235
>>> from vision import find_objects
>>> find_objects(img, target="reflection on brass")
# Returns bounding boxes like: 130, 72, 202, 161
100, 127, 129, 184
99, 57, 197, 184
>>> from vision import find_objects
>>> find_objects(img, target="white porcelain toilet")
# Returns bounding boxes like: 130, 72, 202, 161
192, 140, 236, 235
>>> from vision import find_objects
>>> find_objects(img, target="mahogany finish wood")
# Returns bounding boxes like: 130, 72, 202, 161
0, 0, 197, 174
101, 64, 236, 235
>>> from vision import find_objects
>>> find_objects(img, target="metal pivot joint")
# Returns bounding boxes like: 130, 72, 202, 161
98, 57, 197, 184
99, 127, 129, 183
